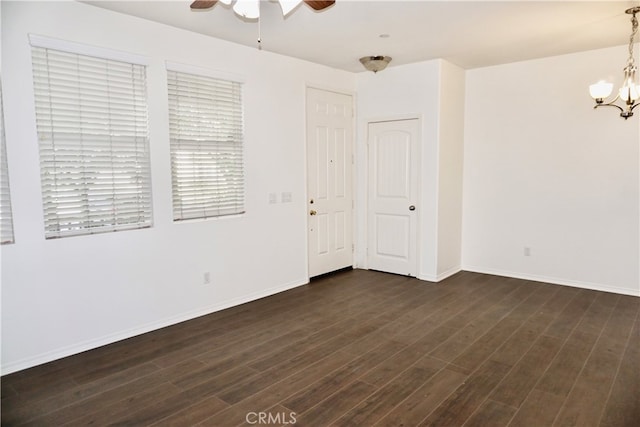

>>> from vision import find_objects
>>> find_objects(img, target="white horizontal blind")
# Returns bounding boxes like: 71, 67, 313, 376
31, 46, 152, 239
167, 69, 244, 220
0, 82, 15, 244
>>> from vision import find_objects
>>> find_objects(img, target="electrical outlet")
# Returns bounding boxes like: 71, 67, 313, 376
281, 192, 292, 203
203, 272, 211, 285
524, 247, 531, 257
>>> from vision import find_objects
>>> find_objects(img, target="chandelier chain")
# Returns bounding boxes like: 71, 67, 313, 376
628, 11, 638, 68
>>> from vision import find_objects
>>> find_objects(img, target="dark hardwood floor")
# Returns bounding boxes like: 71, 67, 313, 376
1, 270, 638, 426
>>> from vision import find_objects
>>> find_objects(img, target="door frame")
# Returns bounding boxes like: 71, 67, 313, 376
364, 114, 422, 276
304, 84, 357, 280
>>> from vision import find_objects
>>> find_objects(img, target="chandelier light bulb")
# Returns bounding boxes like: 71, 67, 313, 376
619, 83, 639, 102
589, 80, 614, 100
619, 66, 640, 102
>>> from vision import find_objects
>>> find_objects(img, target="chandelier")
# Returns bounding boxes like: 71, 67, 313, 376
589, 7, 640, 119
190, 0, 335, 19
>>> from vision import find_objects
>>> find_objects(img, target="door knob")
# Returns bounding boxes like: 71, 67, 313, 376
409, 205, 416, 211
310, 210, 317, 216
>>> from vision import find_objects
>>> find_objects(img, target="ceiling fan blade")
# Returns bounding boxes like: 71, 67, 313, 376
303, 1, 335, 11
190, 1, 218, 10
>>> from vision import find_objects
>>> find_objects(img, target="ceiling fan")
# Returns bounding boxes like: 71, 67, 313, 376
190, 0, 335, 19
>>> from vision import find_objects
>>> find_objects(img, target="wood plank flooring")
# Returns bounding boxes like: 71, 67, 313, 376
1, 270, 638, 426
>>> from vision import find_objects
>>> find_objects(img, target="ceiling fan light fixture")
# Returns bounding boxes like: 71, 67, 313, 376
279, 0, 304, 16
190, 0, 334, 18
359, 55, 392, 73
233, 0, 260, 19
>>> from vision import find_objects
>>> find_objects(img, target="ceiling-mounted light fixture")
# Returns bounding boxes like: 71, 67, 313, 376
190, 0, 335, 20
359, 56, 392, 73
232, 0, 260, 19
589, 7, 640, 119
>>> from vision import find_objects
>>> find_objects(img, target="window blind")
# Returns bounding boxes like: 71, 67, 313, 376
167, 69, 245, 220
0, 82, 15, 244
31, 46, 152, 239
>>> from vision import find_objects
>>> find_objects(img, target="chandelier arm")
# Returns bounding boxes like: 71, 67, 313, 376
593, 102, 625, 114
594, 92, 621, 106
631, 103, 640, 112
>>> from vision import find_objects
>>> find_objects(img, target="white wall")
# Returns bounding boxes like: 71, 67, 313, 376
436, 60, 465, 279
0, 1, 355, 373
0, 0, 4, 373
463, 45, 640, 296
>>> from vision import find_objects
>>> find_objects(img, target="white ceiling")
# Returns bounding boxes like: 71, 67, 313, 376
84, 0, 640, 72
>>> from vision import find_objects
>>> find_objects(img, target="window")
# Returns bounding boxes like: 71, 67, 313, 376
0, 81, 15, 244
167, 67, 244, 221
30, 38, 152, 239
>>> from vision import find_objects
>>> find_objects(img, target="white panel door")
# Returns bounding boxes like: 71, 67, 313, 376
368, 119, 419, 276
306, 87, 353, 277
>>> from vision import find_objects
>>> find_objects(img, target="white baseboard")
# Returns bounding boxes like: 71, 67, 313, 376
1, 278, 309, 375
418, 266, 462, 283
437, 266, 463, 282
462, 265, 640, 297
